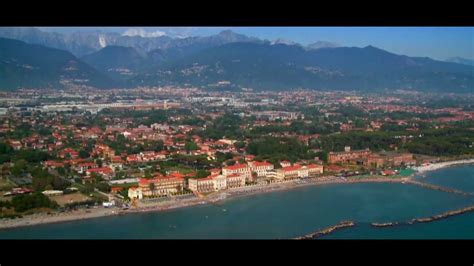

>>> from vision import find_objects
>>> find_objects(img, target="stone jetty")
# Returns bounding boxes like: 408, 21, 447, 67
371, 205, 474, 228
406, 180, 473, 196
294, 221, 355, 239
371, 222, 400, 227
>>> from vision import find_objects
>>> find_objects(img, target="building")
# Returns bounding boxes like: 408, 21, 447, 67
248, 161, 274, 177
306, 164, 324, 176
276, 164, 306, 179
109, 156, 124, 170
222, 163, 251, 181
225, 173, 246, 188
76, 162, 98, 174
366, 152, 416, 168
132, 174, 185, 199
59, 148, 79, 159
43, 160, 65, 169
86, 167, 114, 179
187, 173, 246, 193
128, 186, 143, 199
188, 174, 226, 193
379, 152, 416, 166
328, 147, 371, 164
42, 190, 64, 196
276, 164, 323, 180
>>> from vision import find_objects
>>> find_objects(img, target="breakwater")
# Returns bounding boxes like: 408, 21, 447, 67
371, 205, 474, 228
406, 180, 473, 196
294, 221, 355, 239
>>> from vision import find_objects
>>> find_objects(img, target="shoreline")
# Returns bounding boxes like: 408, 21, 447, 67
0, 176, 407, 231
0, 159, 472, 232
412, 158, 474, 174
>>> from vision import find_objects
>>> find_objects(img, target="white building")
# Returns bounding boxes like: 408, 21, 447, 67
188, 174, 245, 193
222, 164, 252, 181
248, 161, 274, 177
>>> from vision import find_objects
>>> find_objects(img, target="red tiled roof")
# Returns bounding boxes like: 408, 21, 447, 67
44, 161, 65, 167
111, 187, 123, 192
251, 161, 273, 167
224, 164, 249, 171
282, 164, 302, 172
307, 164, 323, 169
87, 167, 113, 174
78, 162, 97, 167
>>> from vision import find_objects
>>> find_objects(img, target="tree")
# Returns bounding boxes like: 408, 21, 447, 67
185, 141, 198, 152
149, 182, 156, 196
153, 140, 164, 152
11, 159, 28, 176
57, 167, 66, 176
96, 182, 111, 193
176, 184, 182, 193
91, 172, 103, 183
234, 141, 246, 149
144, 169, 153, 178
11, 193, 59, 212
79, 149, 90, 159
195, 170, 211, 179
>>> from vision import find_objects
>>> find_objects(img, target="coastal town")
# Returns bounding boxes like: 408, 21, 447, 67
0, 87, 473, 227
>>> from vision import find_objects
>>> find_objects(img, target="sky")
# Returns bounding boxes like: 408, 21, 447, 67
38, 27, 474, 61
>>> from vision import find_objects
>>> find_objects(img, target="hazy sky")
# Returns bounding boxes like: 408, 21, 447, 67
39, 27, 474, 61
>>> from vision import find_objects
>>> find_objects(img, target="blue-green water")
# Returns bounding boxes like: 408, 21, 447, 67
415, 165, 474, 193
0, 165, 473, 239
323, 212, 474, 239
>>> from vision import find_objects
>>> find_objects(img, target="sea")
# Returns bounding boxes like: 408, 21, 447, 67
0, 165, 473, 239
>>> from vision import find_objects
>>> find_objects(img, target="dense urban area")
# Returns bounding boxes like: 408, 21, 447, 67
0, 87, 473, 220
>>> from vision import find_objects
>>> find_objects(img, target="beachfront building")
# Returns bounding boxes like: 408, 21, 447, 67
366, 152, 416, 168
248, 161, 274, 177
328, 146, 371, 164
276, 164, 324, 180
307, 164, 324, 176
378, 152, 416, 166
226, 173, 246, 188
188, 174, 226, 193
222, 163, 252, 181
188, 173, 246, 193
128, 186, 143, 200
133, 174, 185, 198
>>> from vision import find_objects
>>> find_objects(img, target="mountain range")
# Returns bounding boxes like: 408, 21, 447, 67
0, 28, 262, 57
0, 37, 113, 90
0, 27, 472, 92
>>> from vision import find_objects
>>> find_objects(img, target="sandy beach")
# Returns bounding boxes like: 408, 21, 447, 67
0, 175, 409, 230
413, 158, 474, 174
3, 157, 473, 231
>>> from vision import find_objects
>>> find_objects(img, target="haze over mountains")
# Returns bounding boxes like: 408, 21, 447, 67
447, 57, 474, 66
0, 27, 472, 92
